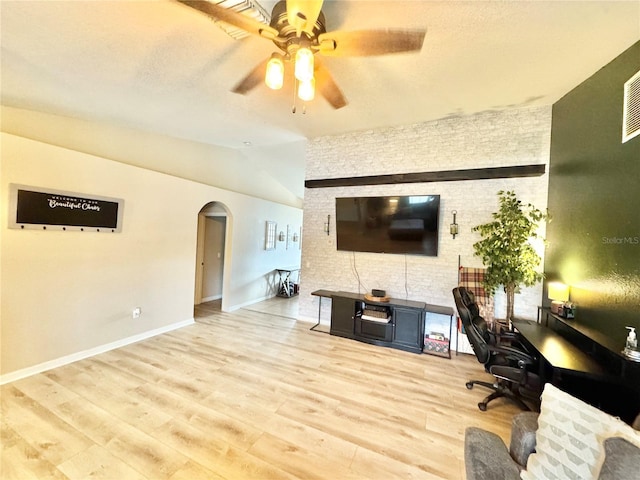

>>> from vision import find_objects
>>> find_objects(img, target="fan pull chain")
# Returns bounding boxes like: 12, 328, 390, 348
290, 77, 307, 114
292, 77, 298, 114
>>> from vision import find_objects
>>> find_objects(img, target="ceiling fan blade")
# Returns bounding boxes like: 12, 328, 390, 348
232, 58, 269, 94
314, 59, 347, 109
286, 0, 324, 36
177, 0, 279, 40
318, 29, 426, 57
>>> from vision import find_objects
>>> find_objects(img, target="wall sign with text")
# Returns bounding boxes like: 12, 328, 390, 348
9, 184, 124, 232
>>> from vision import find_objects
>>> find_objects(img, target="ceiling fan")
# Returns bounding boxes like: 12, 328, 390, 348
177, 0, 427, 109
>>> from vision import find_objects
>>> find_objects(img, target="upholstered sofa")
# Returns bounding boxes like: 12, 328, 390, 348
465, 383, 640, 480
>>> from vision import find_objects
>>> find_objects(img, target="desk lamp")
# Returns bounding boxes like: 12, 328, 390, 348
548, 282, 569, 316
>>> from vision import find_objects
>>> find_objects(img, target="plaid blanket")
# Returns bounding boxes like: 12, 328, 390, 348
458, 266, 495, 325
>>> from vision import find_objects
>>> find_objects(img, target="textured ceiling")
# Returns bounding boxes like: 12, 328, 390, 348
1, 1, 639, 149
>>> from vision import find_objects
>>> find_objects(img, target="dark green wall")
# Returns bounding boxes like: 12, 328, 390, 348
546, 41, 640, 347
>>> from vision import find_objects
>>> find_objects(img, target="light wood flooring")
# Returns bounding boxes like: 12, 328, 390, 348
1, 299, 521, 479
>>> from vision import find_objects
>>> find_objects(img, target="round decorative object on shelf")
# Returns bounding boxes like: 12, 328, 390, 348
364, 293, 390, 303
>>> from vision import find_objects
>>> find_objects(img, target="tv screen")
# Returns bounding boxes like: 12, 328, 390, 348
336, 195, 440, 256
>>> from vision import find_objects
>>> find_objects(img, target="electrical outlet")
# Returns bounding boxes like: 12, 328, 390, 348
132, 307, 141, 319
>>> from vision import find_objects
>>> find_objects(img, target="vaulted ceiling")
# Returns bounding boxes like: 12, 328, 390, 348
2, 1, 639, 150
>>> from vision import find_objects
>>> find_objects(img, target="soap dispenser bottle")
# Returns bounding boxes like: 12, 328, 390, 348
625, 327, 637, 350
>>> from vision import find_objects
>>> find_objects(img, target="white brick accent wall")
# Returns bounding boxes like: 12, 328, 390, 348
300, 106, 552, 352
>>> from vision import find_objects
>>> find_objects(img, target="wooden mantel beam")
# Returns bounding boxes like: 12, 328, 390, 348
304, 164, 546, 189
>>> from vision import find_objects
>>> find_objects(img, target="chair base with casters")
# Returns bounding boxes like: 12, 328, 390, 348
465, 379, 506, 412
466, 367, 541, 412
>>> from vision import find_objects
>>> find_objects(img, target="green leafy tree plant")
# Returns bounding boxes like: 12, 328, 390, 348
472, 190, 547, 324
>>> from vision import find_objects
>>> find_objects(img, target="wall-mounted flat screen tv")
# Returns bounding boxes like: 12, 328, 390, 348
336, 195, 440, 256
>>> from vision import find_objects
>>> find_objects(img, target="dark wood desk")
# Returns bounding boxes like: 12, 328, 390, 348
512, 317, 640, 424
539, 307, 637, 378
512, 318, 606, 383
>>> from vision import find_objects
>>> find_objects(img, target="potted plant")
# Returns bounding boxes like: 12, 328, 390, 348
472, 190, 547, 325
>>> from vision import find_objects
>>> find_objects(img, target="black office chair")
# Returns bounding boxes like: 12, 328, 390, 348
453, 287, 542, 411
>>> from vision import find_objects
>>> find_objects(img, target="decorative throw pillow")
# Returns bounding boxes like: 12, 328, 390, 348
520, 383, 640, 480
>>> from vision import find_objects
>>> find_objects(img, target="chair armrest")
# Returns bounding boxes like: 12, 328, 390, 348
494, 329, 535, 355
488, 344, 537, 366
510, 412, 539, 467
490, 330, 520, 347
465, 427, 521, 480
497, 331, 519, 340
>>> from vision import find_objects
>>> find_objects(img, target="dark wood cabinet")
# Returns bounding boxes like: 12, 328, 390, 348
312, 289, 454, 357
329, 293, 358, 338
327, 291, 427, 354
393, 307, 425, 353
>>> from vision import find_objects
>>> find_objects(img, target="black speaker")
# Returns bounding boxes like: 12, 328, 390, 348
372, 289, 386, 297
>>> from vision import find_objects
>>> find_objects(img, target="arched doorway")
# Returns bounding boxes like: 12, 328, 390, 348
194, 202, 231, 310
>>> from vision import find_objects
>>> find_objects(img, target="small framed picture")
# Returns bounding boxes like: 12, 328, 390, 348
265, 221, 276, 250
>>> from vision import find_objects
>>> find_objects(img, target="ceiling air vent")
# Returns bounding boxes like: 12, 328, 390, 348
622, 69, 640, 143
211, 0, 270, 40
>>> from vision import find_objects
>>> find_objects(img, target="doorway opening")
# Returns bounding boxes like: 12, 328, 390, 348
194, 202, 230, 312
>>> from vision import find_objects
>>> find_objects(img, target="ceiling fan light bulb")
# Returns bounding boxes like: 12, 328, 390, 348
294, 47, 314, 82
265, 55, 284, 90
298, 78, 315, 102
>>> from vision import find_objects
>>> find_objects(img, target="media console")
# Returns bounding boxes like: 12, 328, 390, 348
312, 290, 454, 357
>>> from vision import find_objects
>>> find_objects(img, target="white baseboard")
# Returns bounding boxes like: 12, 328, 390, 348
201, 294, 222, 303
226, 294, 273, 312
0, 318, 195, 385
296, 314, 329, 326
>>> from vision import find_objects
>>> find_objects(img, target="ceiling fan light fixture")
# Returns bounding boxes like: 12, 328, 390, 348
294, 47, 314, 82
265, 53, 285, 89
298, 78, 315, 101
179, 0, 426, 109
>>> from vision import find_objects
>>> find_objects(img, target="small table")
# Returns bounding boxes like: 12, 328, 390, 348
424, 303, 455, 359
276, 267, 300, 298
310, 289, 335, 332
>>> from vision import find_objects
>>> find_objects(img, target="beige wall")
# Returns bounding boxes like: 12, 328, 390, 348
299, 106, 552, 350
1, 133, 302, 380
1, 106, 306, 208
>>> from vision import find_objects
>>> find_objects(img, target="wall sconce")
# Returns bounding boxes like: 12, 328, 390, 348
548, 282, 570, 315
278, 231, 285, 242
323, 214, 330, 236
292, 232, 299, 242
450, 210, 459, 239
